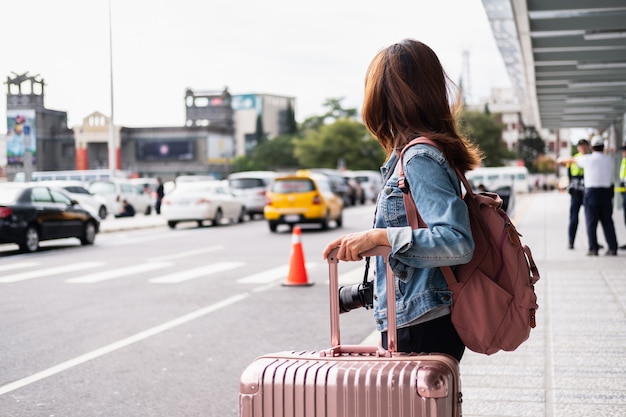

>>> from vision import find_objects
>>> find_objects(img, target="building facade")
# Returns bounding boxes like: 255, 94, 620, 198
3, 74, 295, 181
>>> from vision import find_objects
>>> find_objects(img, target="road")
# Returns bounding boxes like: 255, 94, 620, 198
0, 205, 378, 416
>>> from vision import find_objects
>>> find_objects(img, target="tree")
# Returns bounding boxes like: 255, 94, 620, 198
300, 97, 358, 131
294, 119, 385, 170
232, 134, 299, 172
517, 127, 546, 173
459, 110, 514, 166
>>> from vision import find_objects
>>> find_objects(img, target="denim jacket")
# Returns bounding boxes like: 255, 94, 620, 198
373, 144, 474, 332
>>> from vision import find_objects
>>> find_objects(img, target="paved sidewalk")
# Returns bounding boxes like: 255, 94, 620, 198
461, 191, 626, 417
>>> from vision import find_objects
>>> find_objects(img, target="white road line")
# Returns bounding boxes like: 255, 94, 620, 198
66, 262, 174, 284
149, 262, 245, 284
0, 293, 249, 397
0, 262, 105, 283
145, 245, 223, 262
236, 262, 318, 284
0, 262, 40, 273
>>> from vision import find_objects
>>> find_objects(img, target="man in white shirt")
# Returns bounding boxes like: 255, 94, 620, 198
575, 136, 618, 256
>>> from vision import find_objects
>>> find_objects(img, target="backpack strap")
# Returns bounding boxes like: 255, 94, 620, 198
397, 137, 459, 287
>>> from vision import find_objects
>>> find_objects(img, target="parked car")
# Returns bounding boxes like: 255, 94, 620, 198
36, 180, 109, 219
299, 168, 352, 206
129, 177, 160, 211
227, 171, 278, 218
345, 170, 383, 203
88, 179, 152, 216
264, 173, 344, 232
161, 180, 246, 229
0, 183, 100, 253
174, 175, 218, 184
342, 174, 364, 206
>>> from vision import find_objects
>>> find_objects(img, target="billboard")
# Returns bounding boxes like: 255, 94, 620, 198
135, 140, 195, 161
6, 109, 36, 165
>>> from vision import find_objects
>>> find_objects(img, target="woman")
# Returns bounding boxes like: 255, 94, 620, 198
322, 39, 482, 361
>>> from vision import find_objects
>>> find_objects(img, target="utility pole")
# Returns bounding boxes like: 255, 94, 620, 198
108, 0, 116, 177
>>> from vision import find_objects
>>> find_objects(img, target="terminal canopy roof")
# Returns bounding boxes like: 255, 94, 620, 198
482, 0, 626, 132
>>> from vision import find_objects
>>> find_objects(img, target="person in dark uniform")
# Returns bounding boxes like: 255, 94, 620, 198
565, 139, 590, 249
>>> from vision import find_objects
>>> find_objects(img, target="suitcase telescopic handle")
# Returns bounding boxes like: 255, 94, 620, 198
326, 246, 396, 356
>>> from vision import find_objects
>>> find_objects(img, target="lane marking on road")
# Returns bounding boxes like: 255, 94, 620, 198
145, 245, 223, 262
0, 262, 105, 283
149, 261, 245, 284
66, 262, 174, 284
0, 293, 249, 397
0, 262, 40, 273
236, 262, 318, 284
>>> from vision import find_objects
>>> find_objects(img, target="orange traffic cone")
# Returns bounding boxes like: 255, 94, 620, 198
283, 226, 314, 286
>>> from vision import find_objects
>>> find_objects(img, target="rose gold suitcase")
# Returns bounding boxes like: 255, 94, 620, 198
239, 247, 462, 417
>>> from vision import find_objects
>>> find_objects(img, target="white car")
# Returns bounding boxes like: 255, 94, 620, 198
227, 171, 277, 218
36, 180, 109, 219
88, 179, 153, 216
161, 181, 246, 229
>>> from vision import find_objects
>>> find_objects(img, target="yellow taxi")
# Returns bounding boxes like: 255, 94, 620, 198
263, 172, 344, 232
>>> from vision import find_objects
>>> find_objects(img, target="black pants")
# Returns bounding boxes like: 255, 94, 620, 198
584, 187, 617, 252
568, 190, 584, 245
381, 314, 465, 361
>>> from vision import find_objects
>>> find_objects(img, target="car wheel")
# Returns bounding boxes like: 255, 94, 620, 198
320, 211, 330, 230
237, 207, 246, 223
168, 221, 177, 229
213, 208, 223, 226
98, 205, 107, 219
20, 225, 40, 253
336, 211, 343, 228
268, 221, 278, 232
81, 221, 97, 245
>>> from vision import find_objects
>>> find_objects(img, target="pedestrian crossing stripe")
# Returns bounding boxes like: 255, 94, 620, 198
66, 262, 174, 283
149, 262, 245, 284
0, 261, 367, 286
236, 262, 317, 284
0, 261, 40, 273
0, 262, 105, 283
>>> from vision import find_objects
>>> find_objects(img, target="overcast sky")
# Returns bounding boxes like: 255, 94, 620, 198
0, 0, 511, 132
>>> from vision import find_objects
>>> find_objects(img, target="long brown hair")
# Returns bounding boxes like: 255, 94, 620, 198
361, 39, 482, 173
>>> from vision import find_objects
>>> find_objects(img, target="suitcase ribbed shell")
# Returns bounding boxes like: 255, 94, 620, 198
240, 351, 461, 417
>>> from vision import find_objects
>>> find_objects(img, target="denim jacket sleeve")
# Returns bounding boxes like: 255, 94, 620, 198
381, 144, 474, 281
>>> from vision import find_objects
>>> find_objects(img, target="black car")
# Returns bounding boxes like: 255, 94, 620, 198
0, 183, 100, 253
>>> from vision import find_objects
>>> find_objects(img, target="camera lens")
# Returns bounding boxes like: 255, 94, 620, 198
338, 281, 374, 313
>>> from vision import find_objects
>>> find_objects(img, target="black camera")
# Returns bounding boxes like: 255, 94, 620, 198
338, 280, 374, 313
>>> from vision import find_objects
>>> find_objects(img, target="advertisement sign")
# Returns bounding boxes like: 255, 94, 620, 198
135, 140, 195, 161
6, 109, 36, 165
231, 94, 257, 111
207, 134, 235, 163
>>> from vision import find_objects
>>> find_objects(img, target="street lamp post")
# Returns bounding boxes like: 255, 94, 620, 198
108, 0, 116, 177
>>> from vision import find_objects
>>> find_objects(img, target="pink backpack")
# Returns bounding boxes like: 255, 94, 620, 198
398, 137, 540, 355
